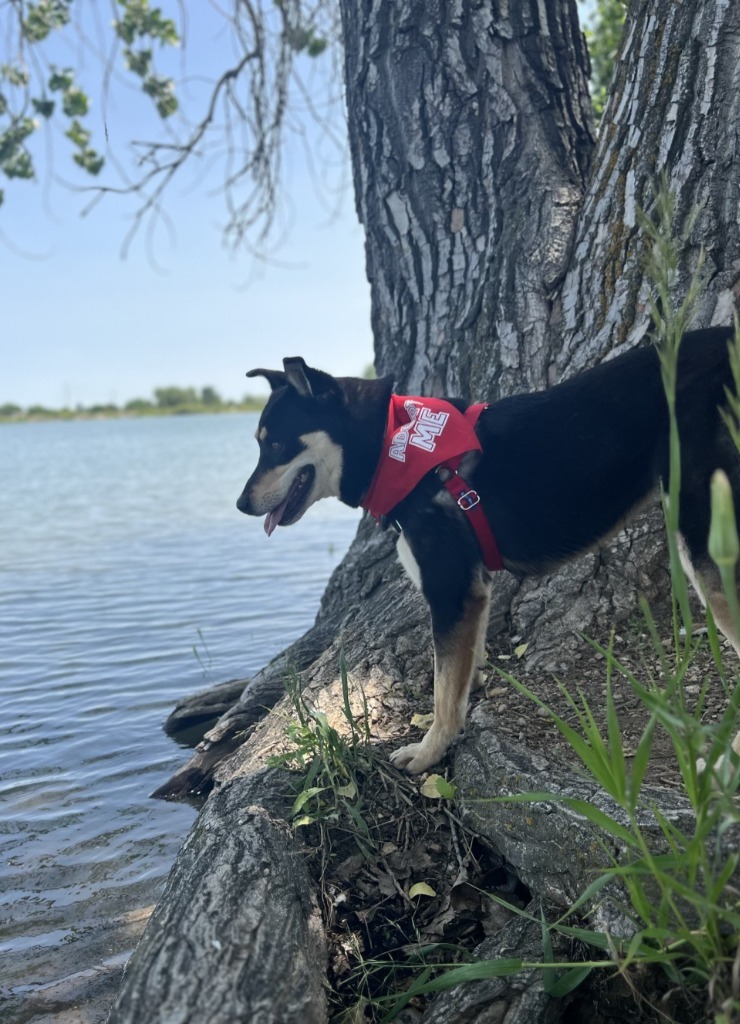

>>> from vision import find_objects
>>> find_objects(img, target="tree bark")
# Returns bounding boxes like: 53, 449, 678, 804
555, 0, 740, 375
340, 0, 593, 399
109, 771, 328, 1024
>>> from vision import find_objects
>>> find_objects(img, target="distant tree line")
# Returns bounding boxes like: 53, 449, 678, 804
0, 386, 265, 422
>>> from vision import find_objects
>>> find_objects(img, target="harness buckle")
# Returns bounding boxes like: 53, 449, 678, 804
457, 489, 480, 511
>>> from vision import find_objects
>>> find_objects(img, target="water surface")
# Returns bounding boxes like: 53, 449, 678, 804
0, 414, 360, 1020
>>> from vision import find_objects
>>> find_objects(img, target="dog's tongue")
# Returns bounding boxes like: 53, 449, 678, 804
264, 496, 290, 536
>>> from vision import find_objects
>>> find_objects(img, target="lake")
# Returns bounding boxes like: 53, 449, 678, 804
0, 413, 360, 1022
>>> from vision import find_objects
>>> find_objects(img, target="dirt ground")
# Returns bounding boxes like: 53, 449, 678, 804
482, 601, 736, 792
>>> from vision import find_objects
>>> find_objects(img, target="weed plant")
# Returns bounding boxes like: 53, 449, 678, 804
268, 649, 376, 858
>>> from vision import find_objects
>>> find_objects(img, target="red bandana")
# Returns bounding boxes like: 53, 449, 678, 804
361, 395, 504, 571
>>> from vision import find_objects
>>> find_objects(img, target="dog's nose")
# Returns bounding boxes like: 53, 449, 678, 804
236, 487, 251, 514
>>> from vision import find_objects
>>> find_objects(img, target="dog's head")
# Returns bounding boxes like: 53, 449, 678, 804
236, 357, 346, 534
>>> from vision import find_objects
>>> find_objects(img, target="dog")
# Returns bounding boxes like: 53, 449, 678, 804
236, 326, 740, 774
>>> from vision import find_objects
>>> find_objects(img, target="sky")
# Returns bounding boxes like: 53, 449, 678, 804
1, 4, 374, 410
2, 2, 596, 411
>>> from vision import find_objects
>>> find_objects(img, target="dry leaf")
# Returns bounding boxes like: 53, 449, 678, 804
409, 881, 436, 899
420, 774, 445, 798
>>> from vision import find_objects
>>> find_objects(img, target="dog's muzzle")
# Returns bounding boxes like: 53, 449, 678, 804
236, 465, 315, 535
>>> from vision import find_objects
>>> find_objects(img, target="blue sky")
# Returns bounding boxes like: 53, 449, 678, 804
3, 2, 595, 410
2, 4, 373, 409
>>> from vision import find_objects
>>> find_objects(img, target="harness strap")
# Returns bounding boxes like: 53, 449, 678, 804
362, 395, 505, 572
439, 403, 504, 572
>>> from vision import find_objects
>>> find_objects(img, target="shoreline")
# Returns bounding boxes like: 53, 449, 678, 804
0, 404, 265, 425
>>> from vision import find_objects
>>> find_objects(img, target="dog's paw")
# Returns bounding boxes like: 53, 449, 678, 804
389, 739, 444, 775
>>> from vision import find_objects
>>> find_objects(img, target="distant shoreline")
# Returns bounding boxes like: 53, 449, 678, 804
0, 402, 265, 425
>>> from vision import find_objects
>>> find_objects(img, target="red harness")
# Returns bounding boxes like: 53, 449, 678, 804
361, 395, 504, 571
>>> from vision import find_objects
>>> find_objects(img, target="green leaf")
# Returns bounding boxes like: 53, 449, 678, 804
343, 799, 372, 840
114, 1, 180, 47
62, 86, 89, 118
142, 75, 178, 118
381, 965, 434, 1023
1, 63, 30, 87
548, 964, 594, 998
394, 958, 527, 999
557, 872, 616, 919
584, 0, 627, 123
0, 117, 36, 162
555, 925, 611, 950
291, 785, 325, 815
540, 907, 556, 995
22, 0, 71, 43
2, 147, 34, 180
48, 67, 74, 93
708, 855, 740, 904
435, 776, 457, 800
623, 876, 656, 928
65, 119, 90, 148
73, 149, 104, 175
32, 97, 55, 118
561, 798, 635, 847
709, 469, 740, 567
604, 645, 627, 803
124, 47, 153, 78
628, 714, 657, 811
504, 672, 621, 797
307, 37, 327, 58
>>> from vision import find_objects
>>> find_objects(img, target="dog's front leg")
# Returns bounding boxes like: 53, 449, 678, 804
391, 533, 491, 773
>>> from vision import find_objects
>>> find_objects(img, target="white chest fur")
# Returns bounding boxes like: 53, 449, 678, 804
396, 533, 422, 591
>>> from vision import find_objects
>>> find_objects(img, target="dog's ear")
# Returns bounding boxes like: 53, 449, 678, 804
245, 368, 287, 391
283, 357, 340, 400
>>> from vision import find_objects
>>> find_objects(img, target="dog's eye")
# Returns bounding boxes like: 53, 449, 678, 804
269, 440, 284, 456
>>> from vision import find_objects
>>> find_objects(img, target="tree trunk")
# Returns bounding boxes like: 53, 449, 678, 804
340, 0, 593, 399
555, 0, 740, 374
109, 771, 328, 1024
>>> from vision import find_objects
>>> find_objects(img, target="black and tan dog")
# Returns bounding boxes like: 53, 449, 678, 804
237, 327, 740, 773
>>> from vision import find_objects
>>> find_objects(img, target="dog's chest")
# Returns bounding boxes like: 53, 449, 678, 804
396, 533, 423, 591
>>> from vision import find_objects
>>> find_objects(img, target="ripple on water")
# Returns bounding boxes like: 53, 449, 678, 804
0, 413, 361, 1018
